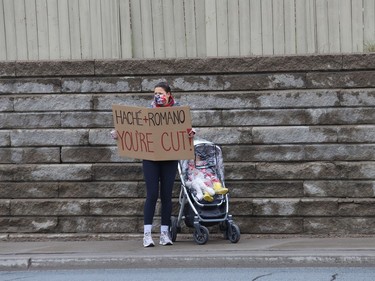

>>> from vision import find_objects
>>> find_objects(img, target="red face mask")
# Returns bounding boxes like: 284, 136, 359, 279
154, 93, 167, 105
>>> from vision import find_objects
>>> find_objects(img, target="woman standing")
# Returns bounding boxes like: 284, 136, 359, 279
112, 82, 195, 247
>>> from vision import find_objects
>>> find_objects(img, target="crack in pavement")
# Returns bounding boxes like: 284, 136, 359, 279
252, 273, 273, 281
330, 273, 338, 281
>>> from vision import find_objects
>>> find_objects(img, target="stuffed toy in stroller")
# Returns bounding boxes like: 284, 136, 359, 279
186, 159, 228, 202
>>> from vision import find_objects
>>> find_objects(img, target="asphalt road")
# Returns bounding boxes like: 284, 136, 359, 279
2, 267, 375, 281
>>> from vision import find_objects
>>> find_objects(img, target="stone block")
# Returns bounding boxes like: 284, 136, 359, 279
255, 89, 339, 108
14, 94, 93, 111
306, 71, 375, 88
0, 200, 10, 215
255, 162, 338, 180
228, 181, 304, 198
236, 217, 303, 234
0, 217, 58, 233
303, 218, 340, 234
92, 164, 143, 181
222, 73, 306, 91
304, 180, 375, 198
89, 129, 133, 147
171, 199, 180, 214
253, 126, 338, 144
0, 164, 92, 181
0, 97, 13, 111
252, 199, 300, 216
181, 92, 258, 109
223, 145, 304, 162
196, 127, 252, 145
0, 148, 60, 163
0, 131, 10, 146
227, 199, 253, 215
16, 61, 95, 76
0, 61, 16, 77
169, 183, 182, 198
89, 129, 112, 145
300, 199, 338, 216
343, 53, 375, 69
255, 54, 343, 72
11, 199, 89, 216
61, 147, 126, 163
141, 76, 225, 92
58, 182, 145, 198
304, 218, 375, 234
58, 217, 139, 233
61, 112, 113, 128
336, 162, 375, 179
95, 59, 179, 75
0, 182, 58, 198
89, 199, 144, 215
0, 78, 61, 94
338, 125, 375, 142
307, 108, 375, 125
0, 113, 60, 129
191, 110, 222, 126
305, 144, 375, 161
222, 109, 309, 126
339, 89, 375, 106
11, 129, 89, 146
93, 93, 151, 111
224, 163, 256, 180
62, 77, 142, 93
338, 199, 375, 216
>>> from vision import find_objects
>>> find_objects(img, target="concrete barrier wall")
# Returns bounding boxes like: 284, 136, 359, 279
1, 53, 375, 238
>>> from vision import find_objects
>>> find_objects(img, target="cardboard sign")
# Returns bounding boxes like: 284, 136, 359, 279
112, 104, 194, 161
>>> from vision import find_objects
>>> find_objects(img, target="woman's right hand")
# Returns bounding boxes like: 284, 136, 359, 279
110, 129, 118, 139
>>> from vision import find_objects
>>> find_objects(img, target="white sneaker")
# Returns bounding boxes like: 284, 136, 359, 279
159, 231, 173, 246
143, 232, 155, 247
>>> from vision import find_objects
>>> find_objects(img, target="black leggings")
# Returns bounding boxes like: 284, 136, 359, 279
142, 160, 178, 226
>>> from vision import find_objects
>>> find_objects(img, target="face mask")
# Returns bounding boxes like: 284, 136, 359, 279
154, 93, 167, 105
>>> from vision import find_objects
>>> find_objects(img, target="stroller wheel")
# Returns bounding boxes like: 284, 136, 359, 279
170, 216, 178, 242
227, 223, 241, 243
193, 225, 209, 245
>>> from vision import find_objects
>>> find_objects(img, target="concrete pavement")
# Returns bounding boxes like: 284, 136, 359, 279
1, 235, 375, 271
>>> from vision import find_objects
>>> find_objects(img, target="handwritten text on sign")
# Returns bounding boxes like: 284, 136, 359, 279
112, 104, 194, 161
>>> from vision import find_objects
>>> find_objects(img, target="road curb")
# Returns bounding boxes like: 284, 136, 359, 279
2, 255, 375, 271
0, 258, 30, 271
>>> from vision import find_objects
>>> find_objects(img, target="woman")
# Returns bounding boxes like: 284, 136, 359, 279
112, 82, 195, 247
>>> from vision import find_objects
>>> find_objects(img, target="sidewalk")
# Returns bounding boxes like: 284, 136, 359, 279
1, 235, 375, 271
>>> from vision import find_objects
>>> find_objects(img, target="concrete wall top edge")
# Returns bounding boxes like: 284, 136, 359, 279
1, 53, 374, 78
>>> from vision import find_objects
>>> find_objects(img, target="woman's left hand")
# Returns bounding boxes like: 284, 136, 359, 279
187, 128, 196, 138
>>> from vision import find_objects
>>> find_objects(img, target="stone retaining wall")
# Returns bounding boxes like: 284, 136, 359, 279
1, 53, 375, 238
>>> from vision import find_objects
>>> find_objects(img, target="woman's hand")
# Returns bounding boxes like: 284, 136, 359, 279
187, 128, 196, 138
110, 129, 118, 139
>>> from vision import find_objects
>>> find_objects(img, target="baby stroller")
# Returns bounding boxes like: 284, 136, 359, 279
170, 139, 241, 245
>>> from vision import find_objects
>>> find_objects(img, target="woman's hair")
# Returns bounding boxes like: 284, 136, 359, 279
154, 81, 171, 93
